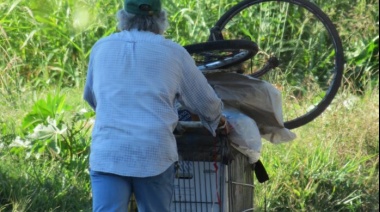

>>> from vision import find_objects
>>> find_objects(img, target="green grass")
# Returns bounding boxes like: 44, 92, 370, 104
0, 155, 91, 212
0, 87, 378, 211
0, 88, 92, 212
254, 89, 379, 211
0, 0, 379, 211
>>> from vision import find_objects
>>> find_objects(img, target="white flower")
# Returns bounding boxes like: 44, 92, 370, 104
343, 95, 359, 109
9, 136, 31, 148
79, 108, 88, 115
28, 118, 67, 140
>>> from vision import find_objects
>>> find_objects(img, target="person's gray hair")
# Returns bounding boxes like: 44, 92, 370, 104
116, 9, 169, 34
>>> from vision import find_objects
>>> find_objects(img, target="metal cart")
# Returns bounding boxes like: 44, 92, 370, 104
128, 121, 257, 212
173, 121, 255, 212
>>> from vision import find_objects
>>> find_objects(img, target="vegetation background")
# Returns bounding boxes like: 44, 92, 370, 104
0, 0, 378, 211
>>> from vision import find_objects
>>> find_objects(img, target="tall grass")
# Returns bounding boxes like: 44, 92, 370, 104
0, 0, 378, 89
0, 0, 378, 211
0, 0, 120, 89
254, 89, 379, 211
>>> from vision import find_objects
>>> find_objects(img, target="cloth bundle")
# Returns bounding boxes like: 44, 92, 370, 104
207, 73, 297, 163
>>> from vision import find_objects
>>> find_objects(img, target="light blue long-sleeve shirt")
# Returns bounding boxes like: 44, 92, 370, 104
83, 30, 223, 177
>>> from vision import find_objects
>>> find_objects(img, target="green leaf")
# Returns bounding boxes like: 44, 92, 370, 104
21, 93, 70, 132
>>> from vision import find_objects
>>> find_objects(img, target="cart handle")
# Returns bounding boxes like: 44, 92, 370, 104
177, 121, 203, 129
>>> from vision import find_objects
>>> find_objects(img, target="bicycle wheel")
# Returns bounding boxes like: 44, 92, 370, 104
211, 0, 344, 129
184, 39, 259, 72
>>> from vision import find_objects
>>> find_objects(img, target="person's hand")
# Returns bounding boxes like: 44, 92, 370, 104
217, 115, 230, 135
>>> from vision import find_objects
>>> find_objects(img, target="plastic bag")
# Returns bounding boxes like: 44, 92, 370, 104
223, 107, 261, 163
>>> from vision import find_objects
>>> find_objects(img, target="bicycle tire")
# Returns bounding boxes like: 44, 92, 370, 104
211, 0, 344, 129
184, 39, 259, 71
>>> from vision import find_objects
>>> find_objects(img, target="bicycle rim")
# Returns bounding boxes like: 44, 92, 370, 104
213, 0, 344, 129
184, 40, 259, 71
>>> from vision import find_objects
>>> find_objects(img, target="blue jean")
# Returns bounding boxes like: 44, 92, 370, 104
90, 163, 175, 212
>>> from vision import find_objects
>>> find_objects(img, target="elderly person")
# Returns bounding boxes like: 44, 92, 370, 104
83, 0, 227, 211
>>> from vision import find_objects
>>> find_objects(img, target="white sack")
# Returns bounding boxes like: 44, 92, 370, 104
207, 73, 296, 144
223, 107, 261, 163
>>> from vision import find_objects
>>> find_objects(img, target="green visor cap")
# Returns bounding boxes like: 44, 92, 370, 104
124, 0, 162, 16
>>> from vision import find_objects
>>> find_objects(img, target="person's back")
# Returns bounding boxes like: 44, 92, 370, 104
83, 0, 226, 211
87, 29, 222, 177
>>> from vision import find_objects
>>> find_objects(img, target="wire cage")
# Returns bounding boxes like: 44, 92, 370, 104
173, 123, 255, 212
128, 123, 255, 212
